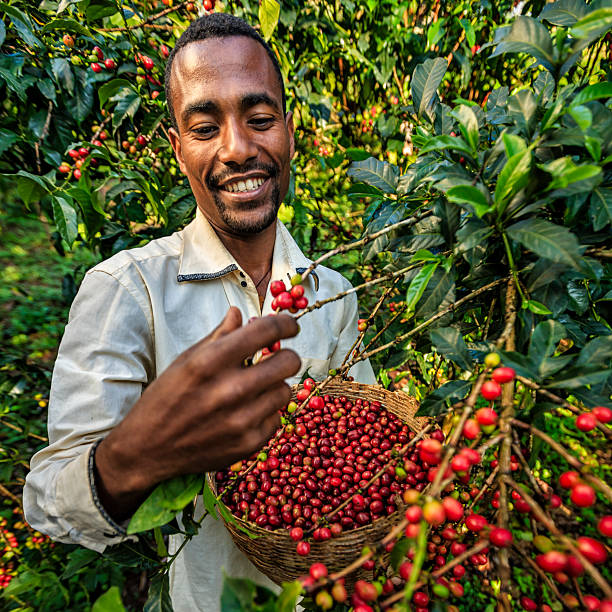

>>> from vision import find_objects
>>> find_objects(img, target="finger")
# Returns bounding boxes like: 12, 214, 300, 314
207, 307, 243, 342
211, 349, 301, 406
203, 314, 299, 366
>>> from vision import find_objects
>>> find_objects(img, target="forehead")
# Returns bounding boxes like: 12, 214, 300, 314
171, 36, 282, 111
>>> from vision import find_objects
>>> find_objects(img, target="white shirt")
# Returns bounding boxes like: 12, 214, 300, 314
23, 209, 376, 611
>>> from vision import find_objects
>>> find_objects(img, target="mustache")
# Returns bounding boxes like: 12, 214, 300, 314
208, 162, 279, 189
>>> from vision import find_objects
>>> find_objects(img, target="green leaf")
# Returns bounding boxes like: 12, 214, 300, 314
502, 133, 527, 158
92, 586, 127, 612
506, 218, 583, 269
415, 266, 455, 320
507, 89, 538, 134
0, 19, 5, 47
446, 185, 492, 218
14, 171, 51, 206
498, 351, 540, 380
528, 320, 567, 369
144, 572, 173, 612
571, 82, 612, 106
589, 188, 612, 231
459, 18, 475, 48
275, 581, 303, 612
112, 88, 141, 132
50, 57, 74, 95
52, 195, 78, 245
539, 0, 588, 26
217, 501, 259, 539
98, 79, 135, 109
202, 478, 219, 519
449, 105, 479, 152
0, 2, 42, 48
61, 548, 99, 579
430, 327, 473, 371
410, 57, 447, 117
490, 16, 556, 71
346, 183, 384, 199
347, 157, 399, 194
221, 574, 276, 612
405, 262, 438, 315
41, 18, 92, 37
545, 365, 612, 389
526, 299, 553, 315
416, 380, 471, 417
420, 134, 474, 157
259, 0, 281, 41
390, 537, 413, 570
128, 474, 202, 534
571, 8, 612, 41
542, 157, 601, 193
568, 104, 592, 131
494, 149, 532, 211
576, 335, 612, 367
0, 127, 18, 156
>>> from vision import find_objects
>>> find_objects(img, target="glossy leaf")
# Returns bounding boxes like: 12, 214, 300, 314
410, 57, 447, 117
416, 380, 471, 417
589, 188, 612, 231
144, 572, 173, 612
347, 157, 399, 194
576, 335, 612, 367
430, 327, 473, 371
506, 218, 583, 269
405, 262, 438, 315
494, 148, 532, 210
275, 582, 303, 612
539, 0, 588, 26
128, 474, 202, 534
545, 365, 612, 389
446, 184, 492, 217
259, 0, 280, 41
490, 16, 555, 71
52, 195, 78, 245
92, 587, 127, 612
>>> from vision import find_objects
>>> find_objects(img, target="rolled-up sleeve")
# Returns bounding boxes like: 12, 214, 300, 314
328, 280, 377, 385
23, 269, 154, 551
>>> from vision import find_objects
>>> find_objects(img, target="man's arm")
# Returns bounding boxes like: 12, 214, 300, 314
24, 270, 300, 545
94, 306, 300, 522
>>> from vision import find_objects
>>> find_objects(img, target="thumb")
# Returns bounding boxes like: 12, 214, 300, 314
207, 306, 243, 342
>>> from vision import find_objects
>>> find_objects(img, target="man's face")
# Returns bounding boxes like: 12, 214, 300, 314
168, 36, 295, 236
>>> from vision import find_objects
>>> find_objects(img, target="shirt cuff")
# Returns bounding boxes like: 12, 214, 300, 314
55, 441, 128, 547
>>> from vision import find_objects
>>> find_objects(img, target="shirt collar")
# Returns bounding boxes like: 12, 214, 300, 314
177, 208, 319, 290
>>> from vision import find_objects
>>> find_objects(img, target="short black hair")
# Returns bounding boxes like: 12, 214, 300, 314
164, 13, 286, 131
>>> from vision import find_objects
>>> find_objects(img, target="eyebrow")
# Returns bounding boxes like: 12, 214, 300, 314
181, 92, 281, 126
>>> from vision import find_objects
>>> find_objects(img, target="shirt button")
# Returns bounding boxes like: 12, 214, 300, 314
241, 281, 248, 287
239, 271, 245, 278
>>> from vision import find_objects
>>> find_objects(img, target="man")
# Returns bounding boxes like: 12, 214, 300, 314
24, 13, 375, 611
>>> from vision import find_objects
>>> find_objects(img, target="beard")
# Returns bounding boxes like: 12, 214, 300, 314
208, 162, 282, 235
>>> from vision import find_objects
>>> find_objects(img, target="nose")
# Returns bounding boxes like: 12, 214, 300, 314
217, 117, 258, 166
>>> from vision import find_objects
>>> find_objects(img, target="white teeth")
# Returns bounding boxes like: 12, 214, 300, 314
222, 177, 265, 193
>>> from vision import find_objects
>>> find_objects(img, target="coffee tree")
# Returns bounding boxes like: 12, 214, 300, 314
1, 0, 611, 610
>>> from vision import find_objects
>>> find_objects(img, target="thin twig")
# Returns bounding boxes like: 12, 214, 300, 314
511, 419, 612, 504
99, 1, 191, 31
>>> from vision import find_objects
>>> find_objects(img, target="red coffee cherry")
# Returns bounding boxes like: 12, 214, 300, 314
592, 406, 612, 423
476, 407, 498, 426
309, 562, 328, 580
465, 513, 487, 532
489, 527, 513, 548
462, 419, 480, 440
296, 541, 310, 556
559, 471, 580, 489
491, 367, 515, 384
290, 527, 303, 541
481, 380, 501, 400
577, 537, 608, 564
536, 550, 568, 573
570, 483, 596, 507
597, 515, 612, 537
576, 413, 597, 432
442, 497, 464, 522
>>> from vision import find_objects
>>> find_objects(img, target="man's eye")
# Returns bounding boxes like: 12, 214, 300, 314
193, 126, 216, 137
250, 117, 274, 128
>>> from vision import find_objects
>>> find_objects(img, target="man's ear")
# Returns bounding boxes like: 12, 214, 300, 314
285, 111, 295, 160
168, 127, 187, 174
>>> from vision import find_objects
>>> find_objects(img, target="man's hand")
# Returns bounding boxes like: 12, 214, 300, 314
94, 307, 300, 521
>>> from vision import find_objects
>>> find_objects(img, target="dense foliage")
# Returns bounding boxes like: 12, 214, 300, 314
1, 0, 611, 610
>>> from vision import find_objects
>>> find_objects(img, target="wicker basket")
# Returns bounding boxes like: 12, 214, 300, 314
209, 381, 426, 586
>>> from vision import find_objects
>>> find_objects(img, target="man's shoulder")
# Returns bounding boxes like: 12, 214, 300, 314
89, 230, 184, 280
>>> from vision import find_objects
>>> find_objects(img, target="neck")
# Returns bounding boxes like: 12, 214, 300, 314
209, 220, 276, 294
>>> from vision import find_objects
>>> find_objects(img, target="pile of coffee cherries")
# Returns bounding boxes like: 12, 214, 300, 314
215, 381, 441, 554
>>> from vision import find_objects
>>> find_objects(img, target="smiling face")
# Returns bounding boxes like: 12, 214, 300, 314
168, 36, 295, 236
